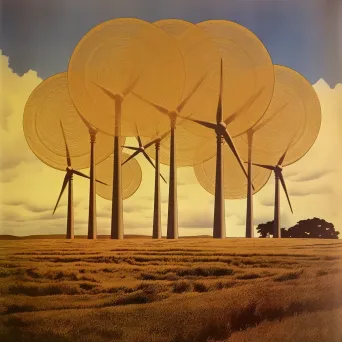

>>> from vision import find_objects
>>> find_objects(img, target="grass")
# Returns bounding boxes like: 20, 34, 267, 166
0, 237, 341, 342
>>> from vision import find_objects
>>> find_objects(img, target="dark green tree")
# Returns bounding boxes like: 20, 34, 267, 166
282, 218, 339, 239
257, 220, 275, 238
257, 218, 339, 239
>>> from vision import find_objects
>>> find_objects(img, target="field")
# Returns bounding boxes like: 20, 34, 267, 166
1, 237, 342, 342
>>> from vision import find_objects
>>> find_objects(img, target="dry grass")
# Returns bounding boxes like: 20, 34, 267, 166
0, 237, 341, 342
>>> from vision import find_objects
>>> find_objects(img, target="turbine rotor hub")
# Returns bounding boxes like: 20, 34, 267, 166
116, 93, 124, 101
66, 166, 73, 172
219, 121, 227, 130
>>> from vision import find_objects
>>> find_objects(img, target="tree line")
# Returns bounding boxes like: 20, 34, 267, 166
257, 217, 340, 239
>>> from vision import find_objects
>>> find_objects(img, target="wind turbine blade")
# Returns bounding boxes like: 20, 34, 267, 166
252, 163, 276, 171
122, 75, 140, 97
95, 179, 108, 185
143, 129, 169, 149
278, 150, 287, 166
93, 82, 117, 101
72, 170, 90, 180
177, 74, 206, 113
78, 112, 96, 132
134, 124, 143, 148
253, 102, 289, 132
53, 174, 69, 214
132, 92, 169, 115
222, 129, 249, 180
216, 59, 224, 123
122, 150, 140, 166
191, 118, 217, 130
73, 169, 107, 185
160, 173, 167, 184
60, 121, 71, 167
122, 146, 139, 151
144, 138, 159, 150
279, 171, 293, 213
143, 151, 157, 170
224, 86, 265, 126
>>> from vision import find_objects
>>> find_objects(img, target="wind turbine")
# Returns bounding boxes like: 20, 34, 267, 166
253, 146, 293, 238
53, 121, 106, 239
132, 76, 206, 239
77, 115, 111, 239
93, 77, 139, 239
243, 102, 289, 237
234, 64, 322, 238
122, 127, 170, 239
67, 18, 186, 240
187, 60, 264, 238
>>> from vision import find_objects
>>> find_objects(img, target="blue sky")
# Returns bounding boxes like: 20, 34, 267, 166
1, 0, 341, 86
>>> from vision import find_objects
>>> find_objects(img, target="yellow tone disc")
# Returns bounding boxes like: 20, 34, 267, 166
23, 73, 118, 171
234, 65, 322, 166
139, 19, 221, 166
96, 153, 142, 200
194, 139, 272, 199
190, 20, 275, 138
141, 125, 215, 168
68, 18, 186, 137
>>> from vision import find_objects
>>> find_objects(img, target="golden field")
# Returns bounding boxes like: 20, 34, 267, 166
1, 237, 342, 342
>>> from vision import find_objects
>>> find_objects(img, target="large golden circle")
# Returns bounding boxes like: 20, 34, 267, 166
68, 18, 186, 137
23, 73, 117, 171
194, 139, 272, 199
234, 65, 322, 166
96, 153, 142, 200
138, 19, 221, 167
187, 20, 275, 138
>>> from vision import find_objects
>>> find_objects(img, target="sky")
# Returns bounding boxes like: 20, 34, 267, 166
0, 0, 341, 237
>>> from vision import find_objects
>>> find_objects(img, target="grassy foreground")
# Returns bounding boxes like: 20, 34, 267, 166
1, 237, 342, 342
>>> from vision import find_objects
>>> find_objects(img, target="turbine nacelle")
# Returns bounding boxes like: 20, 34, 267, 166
275, 165, 283, 173
219, 121, 227, 130
169, 110, 178, 122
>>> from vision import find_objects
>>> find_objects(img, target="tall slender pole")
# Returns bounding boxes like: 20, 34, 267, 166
167, 118, 178, 239
274, 172, 280, 238
88, 131, 97, 239
153, 140, 161, 239
213, 132, 225, 238
111, 98, 123, 239
246, 132, 254, 238
67, 173, 74, 239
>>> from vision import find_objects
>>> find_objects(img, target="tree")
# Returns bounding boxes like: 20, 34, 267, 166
257, 220, 278, 238
281, 218, 339, 239
257, 218, 340, 239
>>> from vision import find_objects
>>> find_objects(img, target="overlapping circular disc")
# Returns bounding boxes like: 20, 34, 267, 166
139, 19, 221, 167
96, 153, 142, 200
233, 65, 322, 166
141, 125, 214, 167
154, 19, 221, 126
23, 72, 118, 171
194, 139, 272, 199
186, 20, 275, 138
68, 18, 186, 137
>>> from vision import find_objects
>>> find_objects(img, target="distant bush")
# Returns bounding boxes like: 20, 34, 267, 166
274, 270, 303, 282
79, 283, 96, 291
193, 282, 209, 292
316, 269, 328, 277
236, 273, 261, 280
8, 283, 81, 296
173, 280, 193, 293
